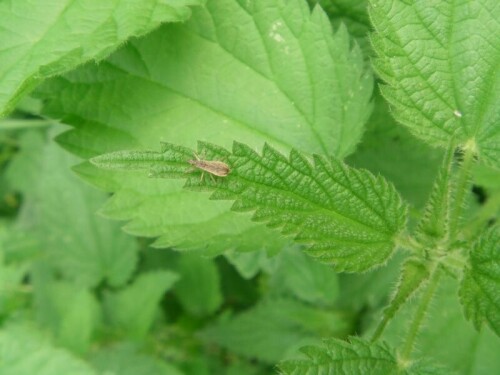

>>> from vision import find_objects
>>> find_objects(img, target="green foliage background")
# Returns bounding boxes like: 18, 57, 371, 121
0, 0, 499, 374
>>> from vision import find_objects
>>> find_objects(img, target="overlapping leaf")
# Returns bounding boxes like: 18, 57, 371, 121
0, 0, 205, 116
348, 92, 442, 207
5, 130, 138, 288
172, 254, 222, 316
92, 141, 407, 272
372, 258, 429, 340
33, 281, 99, 355
267, 246, 340, 307
200, 298, 349, 363
0, 325, 95, 375
37, 0, 373, 254
310, 0, 371, 57
382, 275, 500, 374
90, 344, 183, 375
370, 0, 500, 167
278, 337, 449, 375
460, 226, 500, 336
104, 271, 179, 340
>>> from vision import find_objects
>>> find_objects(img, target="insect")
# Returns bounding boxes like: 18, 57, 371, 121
187, 153, 230, 181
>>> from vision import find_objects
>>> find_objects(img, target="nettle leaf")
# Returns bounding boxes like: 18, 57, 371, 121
0, 324, 96, 375
33, 281, 100, 355
224, 249, 269, 279
0, 243, 29, 316
90, 344, 183, 375
267, 246, 340, 307
382, 274, 500, 374
348, 91, 442, 208
278, 337, 450, 375
0, 0, 205, 116
6, 130, 138, 288
172, 254, 223, 316
337, 254, 405, 314
416, 144, 454, 242
309, 0, 372, 57
372, 258, 429, 339
37, 0, 373, 255
459, 226, 500, 336
200, 298, 349, 364
92, 141, 407, 272
104, 271, 179, 340
370, 0, 500, 167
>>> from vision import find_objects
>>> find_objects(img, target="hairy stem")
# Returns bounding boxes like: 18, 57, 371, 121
371, 308, 392, 343
395, 232, 422, 254
449, 144, 475, 243
400, 267, 442, 360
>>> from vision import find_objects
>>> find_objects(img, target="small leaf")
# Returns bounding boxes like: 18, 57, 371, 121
0, 324, 96, 375
337, 254, 405, 312
311, 0, 372, 57
90, 344, 183, 375
172, 254, 222, 316
104, 271, 179, 340
268, 246, 340, 307
0, 242, 29, 316
417, 144, 455, 242
278, 337, 451, 375
200, 298, 349, 363
92, 141, 408, 272
224, 250, 269, 279
0, 0, 205, 116
459, 226, 500, 336
33, 280, 99, 355
372, 258, 429, 340
370, 0, 500, 167
6, 129, 138, 288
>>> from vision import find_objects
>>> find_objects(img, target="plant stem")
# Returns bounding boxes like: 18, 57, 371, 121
395, 232, 422, 255
449, 144, 475, 243
0, 119, 52, 130
400, 267, 442, 361
371, 309, 391, 343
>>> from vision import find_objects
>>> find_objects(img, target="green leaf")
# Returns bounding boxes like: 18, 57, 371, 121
370, 0, 500, 167
90, 344, 183, 375
37, 0, 373, 254
267, 246, 339, 307
224, 249, 269, 280
92, 141, 407, 272
33, 279, 100, 355
348, 91, 443, 208
309, 0, 372, 57
4, 130, 46, 195
380, 275, 500, 374
372, 258, 429, 341
104, 270, 179, 340
6, 129, 138, 288
416, 144, 454, 242
200, 298, 350, 363
0, 324, 96, 375
0, 240, 29, 316
0, 0, 205, 116
172, 254, 222, 316
337, 253, 405, 313
278, 337, 450, 375
460, 226, 500, 336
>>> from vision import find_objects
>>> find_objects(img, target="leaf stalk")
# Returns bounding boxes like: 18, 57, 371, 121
400, 266, 442, 361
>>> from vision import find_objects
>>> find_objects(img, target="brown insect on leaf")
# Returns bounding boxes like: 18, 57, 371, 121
187, 153, 230, 181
